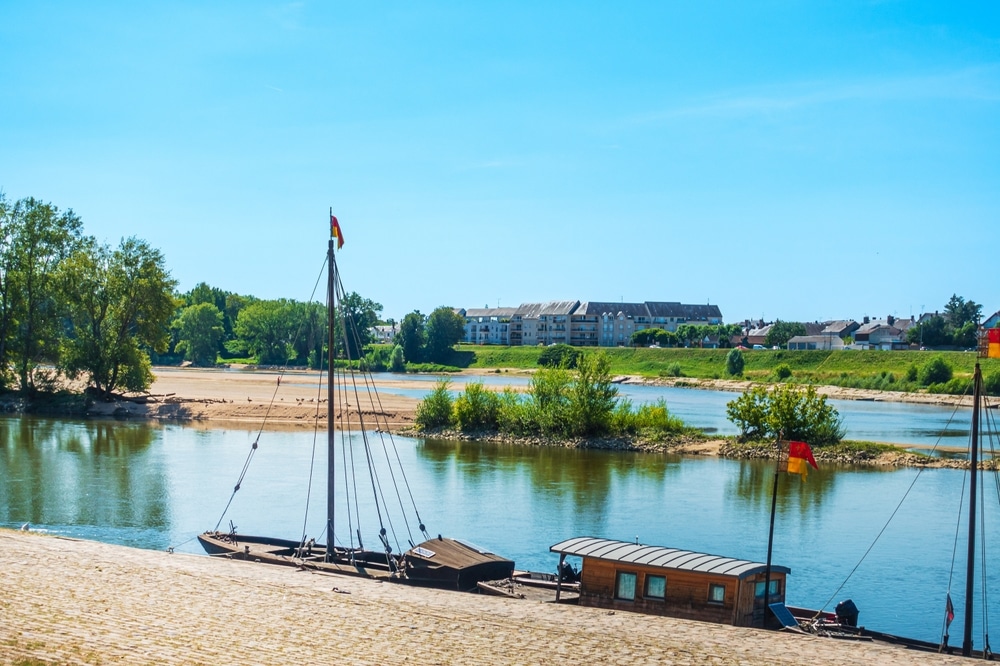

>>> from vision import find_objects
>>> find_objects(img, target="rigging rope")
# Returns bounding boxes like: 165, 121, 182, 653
816, 382, 973, 617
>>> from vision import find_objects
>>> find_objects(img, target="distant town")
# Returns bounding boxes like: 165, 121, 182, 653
373, 299, 1000, 352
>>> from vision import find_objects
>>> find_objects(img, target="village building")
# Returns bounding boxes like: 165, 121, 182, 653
550, 537, 789, 629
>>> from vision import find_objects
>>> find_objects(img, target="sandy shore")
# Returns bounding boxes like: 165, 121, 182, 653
0, 529, 968, 665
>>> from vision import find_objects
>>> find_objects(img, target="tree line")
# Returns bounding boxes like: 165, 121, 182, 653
0, 194, 467, 398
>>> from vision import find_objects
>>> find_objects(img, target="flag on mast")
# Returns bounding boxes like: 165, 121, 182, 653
945, 593, 955, 628
786, 441, 819, 480
331, 213, 345, 249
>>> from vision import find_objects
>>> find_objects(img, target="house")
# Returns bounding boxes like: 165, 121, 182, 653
371, 325, 396, 344
984, 310, 1000, 330
787, 335, 846, 351
852, 316, 906, 350
550, 536, 788, 628
461, 307, 517, 345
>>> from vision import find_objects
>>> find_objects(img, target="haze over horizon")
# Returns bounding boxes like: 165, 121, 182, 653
3, 2, 998, 323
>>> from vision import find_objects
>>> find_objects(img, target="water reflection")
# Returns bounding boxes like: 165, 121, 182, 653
0, 416, 167, 544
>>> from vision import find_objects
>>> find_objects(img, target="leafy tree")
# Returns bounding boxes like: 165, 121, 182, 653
397, 311, 425, 363
57, 237, 177, 396
0, 196, 84, 392
944, 294, 982, 330
726, 384, 845, 446
538, 343, 581, 368
173, 302, 224, 366
529, 366, 572, 435
234, 299, 301, 365
906, 315, 949, 347
339, 292, 382, 359
567, 352, 618, 436
726, 348, 744, 376
389, 344, 405, 372
424, 306, 465, 363
764, 320, 807, 349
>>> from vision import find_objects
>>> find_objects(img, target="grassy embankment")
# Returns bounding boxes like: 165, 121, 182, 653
456, 345, 999, 395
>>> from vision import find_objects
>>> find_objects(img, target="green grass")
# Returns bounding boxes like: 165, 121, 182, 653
447, 345, 1000, 394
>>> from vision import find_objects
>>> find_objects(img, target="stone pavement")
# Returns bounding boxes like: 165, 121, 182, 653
0, 530, 970, 665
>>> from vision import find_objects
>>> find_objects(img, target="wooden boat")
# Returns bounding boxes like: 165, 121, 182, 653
198, 213, 513, 590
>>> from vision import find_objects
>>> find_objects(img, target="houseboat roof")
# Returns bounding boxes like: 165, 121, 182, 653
550, 537, 789, 580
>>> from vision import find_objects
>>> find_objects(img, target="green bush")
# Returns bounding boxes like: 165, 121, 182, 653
389, 345, 406, 372
414, 379, 454, 429
726, 384, 845, 446
726, 348, 745, 376
919, 356, 953, 386
984, 372, 1000, 397
905, 364, 918, 382
666, 362, 683, 377
453, 382, 500, 431
774, 364, 792, 380
537, 344, 581, 369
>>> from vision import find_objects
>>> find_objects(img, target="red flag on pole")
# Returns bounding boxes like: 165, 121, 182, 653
331, 214, 345, 249
786, 441, 819, 480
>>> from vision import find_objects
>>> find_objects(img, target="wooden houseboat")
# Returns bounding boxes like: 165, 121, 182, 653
550, 537, 789, 628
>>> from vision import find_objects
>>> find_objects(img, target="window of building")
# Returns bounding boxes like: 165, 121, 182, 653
615, 572, 637, 601
754, 580, 780, 598
645, 575, 666, 599
708, 583, 726, 604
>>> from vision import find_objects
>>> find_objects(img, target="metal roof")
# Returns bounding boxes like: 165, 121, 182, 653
550, 537, 789, 580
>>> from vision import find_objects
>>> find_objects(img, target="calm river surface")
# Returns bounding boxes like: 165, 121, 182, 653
2, 412, 999, 649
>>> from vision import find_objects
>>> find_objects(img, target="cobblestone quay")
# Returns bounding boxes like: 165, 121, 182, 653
1, 530, 968, 665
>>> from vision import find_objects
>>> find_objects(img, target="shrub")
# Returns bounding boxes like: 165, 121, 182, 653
389, 345, 406, 372
774, 364, 792, 381
537, 344, 581, 369
566, 353, 618, 436
726, 348, 745, 376
984, 372, 1000, 397
905, 364, 918, 382
414, 379, 453, 429
919, 356, 953, 386
453, 382, 500, 431
726, 384, 845, 446
666, 362, 683, 377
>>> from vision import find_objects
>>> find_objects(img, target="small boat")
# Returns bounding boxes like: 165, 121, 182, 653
199, 213, 513, 590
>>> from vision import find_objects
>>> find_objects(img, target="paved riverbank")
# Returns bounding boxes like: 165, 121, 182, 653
0, 530, 969, 665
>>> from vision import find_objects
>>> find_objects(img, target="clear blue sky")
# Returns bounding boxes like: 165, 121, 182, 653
3, 2, 998, 324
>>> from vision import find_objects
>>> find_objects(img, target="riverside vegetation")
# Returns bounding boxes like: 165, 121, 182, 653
412, 351, 879, 464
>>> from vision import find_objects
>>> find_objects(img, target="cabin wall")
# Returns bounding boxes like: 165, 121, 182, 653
578, 558, 786, 628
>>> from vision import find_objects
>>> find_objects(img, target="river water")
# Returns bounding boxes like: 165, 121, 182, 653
2, 409, 999, 649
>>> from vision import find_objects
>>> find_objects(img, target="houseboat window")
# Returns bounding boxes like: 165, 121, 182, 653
754, 580, 780, 598
615, 572, 637, 601
708, 583, 726, 604
645, 575, 666, 599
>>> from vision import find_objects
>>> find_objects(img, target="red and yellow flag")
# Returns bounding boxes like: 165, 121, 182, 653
786, 440, 819, 480
989, 328, 1000, 359
331, 214, 345, 250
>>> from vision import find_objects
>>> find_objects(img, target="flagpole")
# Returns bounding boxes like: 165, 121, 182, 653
763, 434, 783, 624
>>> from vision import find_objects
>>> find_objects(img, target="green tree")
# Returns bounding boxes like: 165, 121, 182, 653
234, 299, 300, 365
567, 352, 618, 436
424, 306, 465, 363
397, 311, 425, 363
389, 344, 405, 372
764, 320, 807, 349
907, 315, 949, 347
338, 292, 382, 359
726, 384, 845, 446
529, 366, 572, 435
0, 196, 84, 392
944, 294, 982, 330
57, 237, 177, 396
453, 382, 500, 431
726, 348, 744, 376
173, 302, 224, 366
